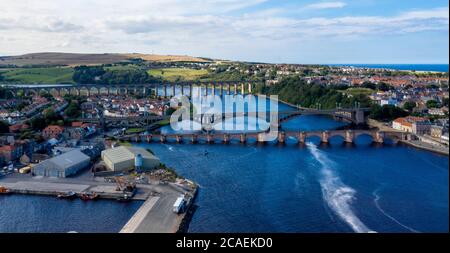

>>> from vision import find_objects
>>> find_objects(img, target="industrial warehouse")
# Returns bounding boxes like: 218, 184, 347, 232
101, 146, 160, 172
31, 149, 91, 178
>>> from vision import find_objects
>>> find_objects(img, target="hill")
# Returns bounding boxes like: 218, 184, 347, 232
0, 52, 212, 67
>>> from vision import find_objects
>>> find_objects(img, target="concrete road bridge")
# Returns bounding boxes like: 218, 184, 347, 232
119, 129, 410, 145
195, 107, 370, 126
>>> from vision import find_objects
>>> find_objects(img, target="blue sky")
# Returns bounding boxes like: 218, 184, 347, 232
0, 0, 448, 64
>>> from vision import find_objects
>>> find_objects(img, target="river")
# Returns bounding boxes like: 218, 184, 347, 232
0, 93, 448, 233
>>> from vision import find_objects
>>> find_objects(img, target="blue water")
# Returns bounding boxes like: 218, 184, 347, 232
0, 93, 448, 233
328, 64, 449, 72
136, 134, 448, 233
0, 195, 142, 233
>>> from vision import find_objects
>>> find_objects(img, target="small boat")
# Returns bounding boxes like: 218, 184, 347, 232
117, 194, 131, 202
57, 191, 77, 199
79, 192, 99, 201
0, 186, 11, 194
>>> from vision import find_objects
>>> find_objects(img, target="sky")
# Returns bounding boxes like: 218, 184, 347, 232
0, 0, 448, 64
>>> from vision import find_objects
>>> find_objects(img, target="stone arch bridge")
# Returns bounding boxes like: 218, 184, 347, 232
2, 81, 255, 97
120, 129, 410, 145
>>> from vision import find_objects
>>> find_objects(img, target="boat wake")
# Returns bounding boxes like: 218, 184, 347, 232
306, 143, 375, 233
373, 189, 420, 233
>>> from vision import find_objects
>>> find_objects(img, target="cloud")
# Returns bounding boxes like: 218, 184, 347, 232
0, 16, 82, 32
305, 1, 347, 10
0, 0, 448, 63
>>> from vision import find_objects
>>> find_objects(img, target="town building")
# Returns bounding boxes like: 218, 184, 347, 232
392, 116, 429, 133
42, 125, 65, 139
0, 143, 24, 163
31, 149, 91, 178
9, 124, 29, 133
101, 146, 160, 172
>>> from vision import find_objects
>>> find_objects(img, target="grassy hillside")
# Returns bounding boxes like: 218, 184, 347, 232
0, 67, 75, 84
0, 52, 211, 67
339, 87, 374, 96
148, 68, 208, 82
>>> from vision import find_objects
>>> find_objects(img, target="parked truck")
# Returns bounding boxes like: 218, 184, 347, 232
173, 195, 185, 214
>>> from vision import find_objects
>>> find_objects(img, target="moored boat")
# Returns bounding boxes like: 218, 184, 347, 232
0, 186, 11, 194
79, 192, 99, 200
57, 191, 77, 199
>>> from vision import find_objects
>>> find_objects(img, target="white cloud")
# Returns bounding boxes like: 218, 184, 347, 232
0, 0, 447, 63
304, 1, 347, 10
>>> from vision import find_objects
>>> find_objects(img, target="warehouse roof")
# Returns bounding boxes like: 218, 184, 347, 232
35, 149, 91, 171
102, 146, 159, 164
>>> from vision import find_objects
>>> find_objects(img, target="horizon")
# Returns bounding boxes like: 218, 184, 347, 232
1, 52, 449, 66
0, 0, 448, 64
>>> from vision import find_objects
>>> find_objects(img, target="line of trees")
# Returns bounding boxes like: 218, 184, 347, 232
254, 76, 372, 109
72, 65, 160, 84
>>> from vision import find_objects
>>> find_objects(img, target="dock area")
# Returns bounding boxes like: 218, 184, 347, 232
1, 172, 198, 233
1, 180, 149, 200
120, 184, 197, 233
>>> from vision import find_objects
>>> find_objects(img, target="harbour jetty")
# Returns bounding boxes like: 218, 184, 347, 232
120, 183, 198, 233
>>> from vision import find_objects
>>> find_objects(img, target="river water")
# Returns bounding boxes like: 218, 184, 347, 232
0, 93, 448, 233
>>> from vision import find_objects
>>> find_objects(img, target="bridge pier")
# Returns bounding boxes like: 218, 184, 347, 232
164, 85, 167, 97
374, 132, 384, 143
321, 131, 329, 143
176, 135, 182, 143
191, 134, 198, 143
248, 83, 252, 94
172, 84, 176, 97
299, 132, 306, 143
220, 84, 223, 96
277, 132, 285, 143
257, 133, 265, 142
345, 130, 354, 143
189, 84, 193, 98
223, 134, 230, 143
241, 83, 245, 95
160, 135, 166, 143
146, 135, 152, 143
233, 84, 238, 95
212, 83, 215, 96
240, 134, 246, 143
206, 134, 213, 143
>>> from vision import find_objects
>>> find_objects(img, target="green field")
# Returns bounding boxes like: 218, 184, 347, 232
340, 87, 374, 96
0, 67, 74, 84
148, 68, 208, 82
105, 64, 142, 71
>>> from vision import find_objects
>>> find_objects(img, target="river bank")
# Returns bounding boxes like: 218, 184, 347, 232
368, 119, 449, 156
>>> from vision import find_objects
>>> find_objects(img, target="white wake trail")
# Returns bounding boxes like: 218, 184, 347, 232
306, 143, 375, 233
373, 189, 420, 233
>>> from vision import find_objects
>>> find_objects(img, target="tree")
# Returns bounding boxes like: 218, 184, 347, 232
369, 104, 408, 122
426, 100, 439, 108
29, 116, 47, 130
64, 101, 81, 118
442, 98, 449, 108
0, 121, 9, 133
403, 101, 416, 112
376, 82, 392, 92
361, 81, 376, 90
